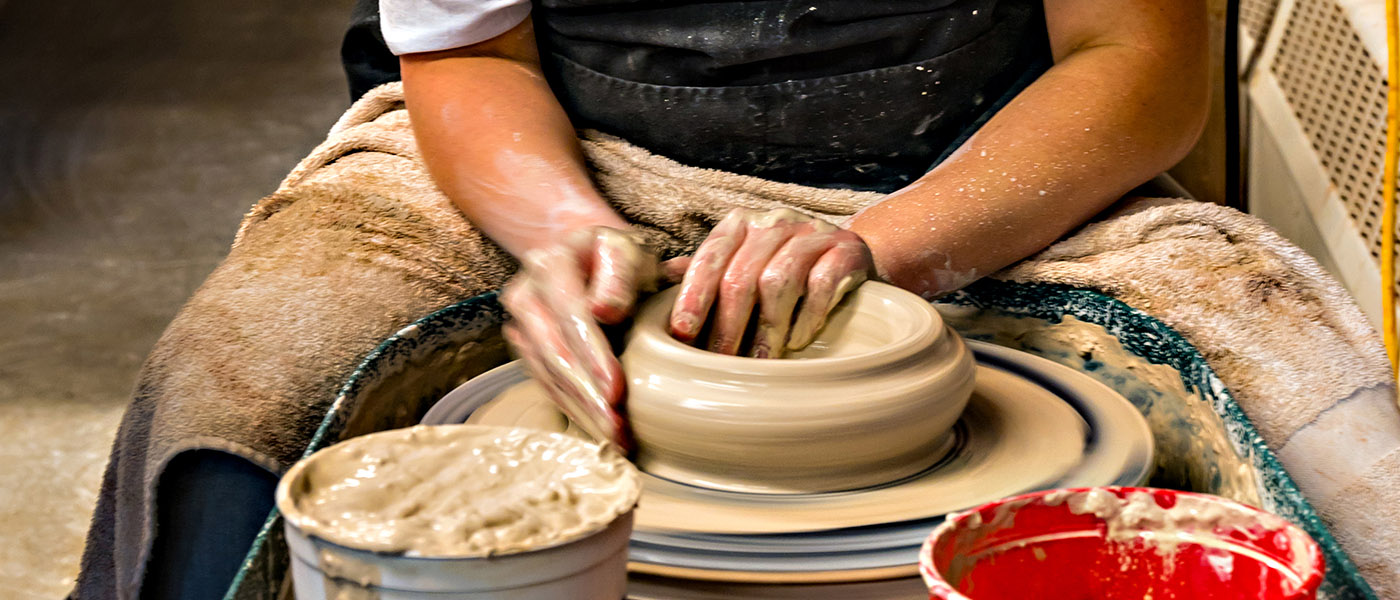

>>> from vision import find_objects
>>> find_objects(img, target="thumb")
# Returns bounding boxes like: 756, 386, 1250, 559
659, 256, 692, 284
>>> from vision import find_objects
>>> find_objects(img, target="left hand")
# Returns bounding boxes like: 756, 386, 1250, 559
501, 226, 679, 450
669, 208, 874, 357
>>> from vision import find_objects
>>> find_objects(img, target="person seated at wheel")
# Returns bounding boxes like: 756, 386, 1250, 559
67, 3, 1209, 598
388, 0, 1208, 446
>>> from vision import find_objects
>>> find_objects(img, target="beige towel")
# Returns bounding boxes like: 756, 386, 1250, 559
998, 197, 1398, 594
75, 81, 1396, 598
72, 81, 880, 600
1000, 197, 1391, 443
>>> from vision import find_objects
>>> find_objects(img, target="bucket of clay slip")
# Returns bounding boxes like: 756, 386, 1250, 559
280, 513, 632, 599
919, 486, 1324, 600
276, 425, 639, 599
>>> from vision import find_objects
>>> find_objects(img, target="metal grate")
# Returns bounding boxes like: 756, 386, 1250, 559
1241, 0, 1281, 44
1271, 0, 1391, 274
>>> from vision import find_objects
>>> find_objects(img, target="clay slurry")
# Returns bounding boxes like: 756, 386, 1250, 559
283, 425, 640, 557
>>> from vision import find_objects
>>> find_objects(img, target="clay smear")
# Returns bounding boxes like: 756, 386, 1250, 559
284, 425, 640, 557
1044, 489, 1313, 578
938, 308, 1261, 506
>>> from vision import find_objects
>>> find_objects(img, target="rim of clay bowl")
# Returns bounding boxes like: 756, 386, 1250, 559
917, 486, 1326, 600
627, 281, 949, 378
275, 424, 641, 561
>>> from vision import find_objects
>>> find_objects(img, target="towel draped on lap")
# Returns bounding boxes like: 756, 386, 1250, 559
73, 82, 1398, 598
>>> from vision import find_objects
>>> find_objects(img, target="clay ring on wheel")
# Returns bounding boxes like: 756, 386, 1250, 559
621, 282, 977, 494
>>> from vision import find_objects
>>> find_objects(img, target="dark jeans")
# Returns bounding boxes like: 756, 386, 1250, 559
142, 451, 277, 600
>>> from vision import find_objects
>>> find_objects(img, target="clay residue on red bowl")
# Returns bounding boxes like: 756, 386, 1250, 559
919, 486, 1325, 600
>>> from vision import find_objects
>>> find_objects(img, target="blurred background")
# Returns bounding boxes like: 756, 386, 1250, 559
0, 1, 353, 595
1, 0, 1395, 595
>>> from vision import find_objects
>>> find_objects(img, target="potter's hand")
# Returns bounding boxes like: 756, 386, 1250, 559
501, 227, 679, 451
670, 208, 873, 358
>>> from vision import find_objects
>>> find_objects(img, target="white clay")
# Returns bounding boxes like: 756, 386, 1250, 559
622, 282, 977, 493
455, 294, 1164, 539
1050, 489, 1311, 562
468, 356, 1095, 534
743, 207, 831, 231
278, 425, 640, 557
925, 489, 1319, 596
938, 308, 1261, 506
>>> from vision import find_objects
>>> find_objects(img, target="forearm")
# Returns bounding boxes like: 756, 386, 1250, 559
848, 1, 1207, 297
401, 19, 625, 257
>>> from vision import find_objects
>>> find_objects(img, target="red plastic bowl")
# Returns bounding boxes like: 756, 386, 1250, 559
919, 487, 1324, 600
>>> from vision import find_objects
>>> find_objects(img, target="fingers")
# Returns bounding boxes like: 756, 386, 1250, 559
503, 248, 630, 449
585, 229, 653, 324
659, 256, 691, 284
670, 210, 747, 342
502, 279, 579, 383
749, 235, 829, 358
502, 282, 597, 413
788, 242, 871, 350
707, 225, 791, 355
535, 250, 624, 399
667, 208, 873, 356
504, 321, 632, 452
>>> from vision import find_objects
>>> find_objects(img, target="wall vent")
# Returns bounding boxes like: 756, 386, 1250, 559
1270, 0, 1390, 269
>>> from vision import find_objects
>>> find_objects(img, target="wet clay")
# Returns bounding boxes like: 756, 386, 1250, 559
502, 225, 659, 448
668, 207, 872, 357
938, 307, 1262, 506
283, 425, 640, 557
624, 282, 977, 493
927, 489, 1322, 599
1046, 489, 1297, 555
465, 356, 1115, 534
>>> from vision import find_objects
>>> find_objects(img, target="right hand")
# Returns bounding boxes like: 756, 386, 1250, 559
668, 208, 872, 358
500, 227, 681, 450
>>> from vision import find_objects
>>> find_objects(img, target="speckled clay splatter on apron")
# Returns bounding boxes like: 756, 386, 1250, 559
345, 0, 1051, 192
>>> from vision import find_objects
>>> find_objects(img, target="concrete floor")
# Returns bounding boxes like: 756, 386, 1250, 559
0, 1, 354, 595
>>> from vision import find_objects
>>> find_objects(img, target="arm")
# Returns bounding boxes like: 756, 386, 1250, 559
400, 17, 625, 257
847, 0, 1209, 296
401, 20, 867, 442
403, 19, 653, 447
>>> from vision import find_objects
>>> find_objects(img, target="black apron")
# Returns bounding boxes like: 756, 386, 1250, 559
343, 0, 1050, 192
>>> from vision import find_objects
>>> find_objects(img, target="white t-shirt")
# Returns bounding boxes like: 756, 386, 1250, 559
380, 0, 532, 55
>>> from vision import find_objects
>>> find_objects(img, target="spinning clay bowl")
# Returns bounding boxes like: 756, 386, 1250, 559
621, 282, 976, 493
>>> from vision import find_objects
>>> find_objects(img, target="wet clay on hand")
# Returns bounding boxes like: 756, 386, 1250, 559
282, 425, 640, 557
501, 226, 672, 450
670, 207, 873, 358
628, 282, 976, 493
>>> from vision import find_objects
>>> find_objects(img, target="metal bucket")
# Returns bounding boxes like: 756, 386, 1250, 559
275, 425, 636, 599
280, 511, 633, 599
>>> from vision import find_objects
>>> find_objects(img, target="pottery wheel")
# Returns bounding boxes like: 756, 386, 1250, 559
422, 341, 1154, 589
